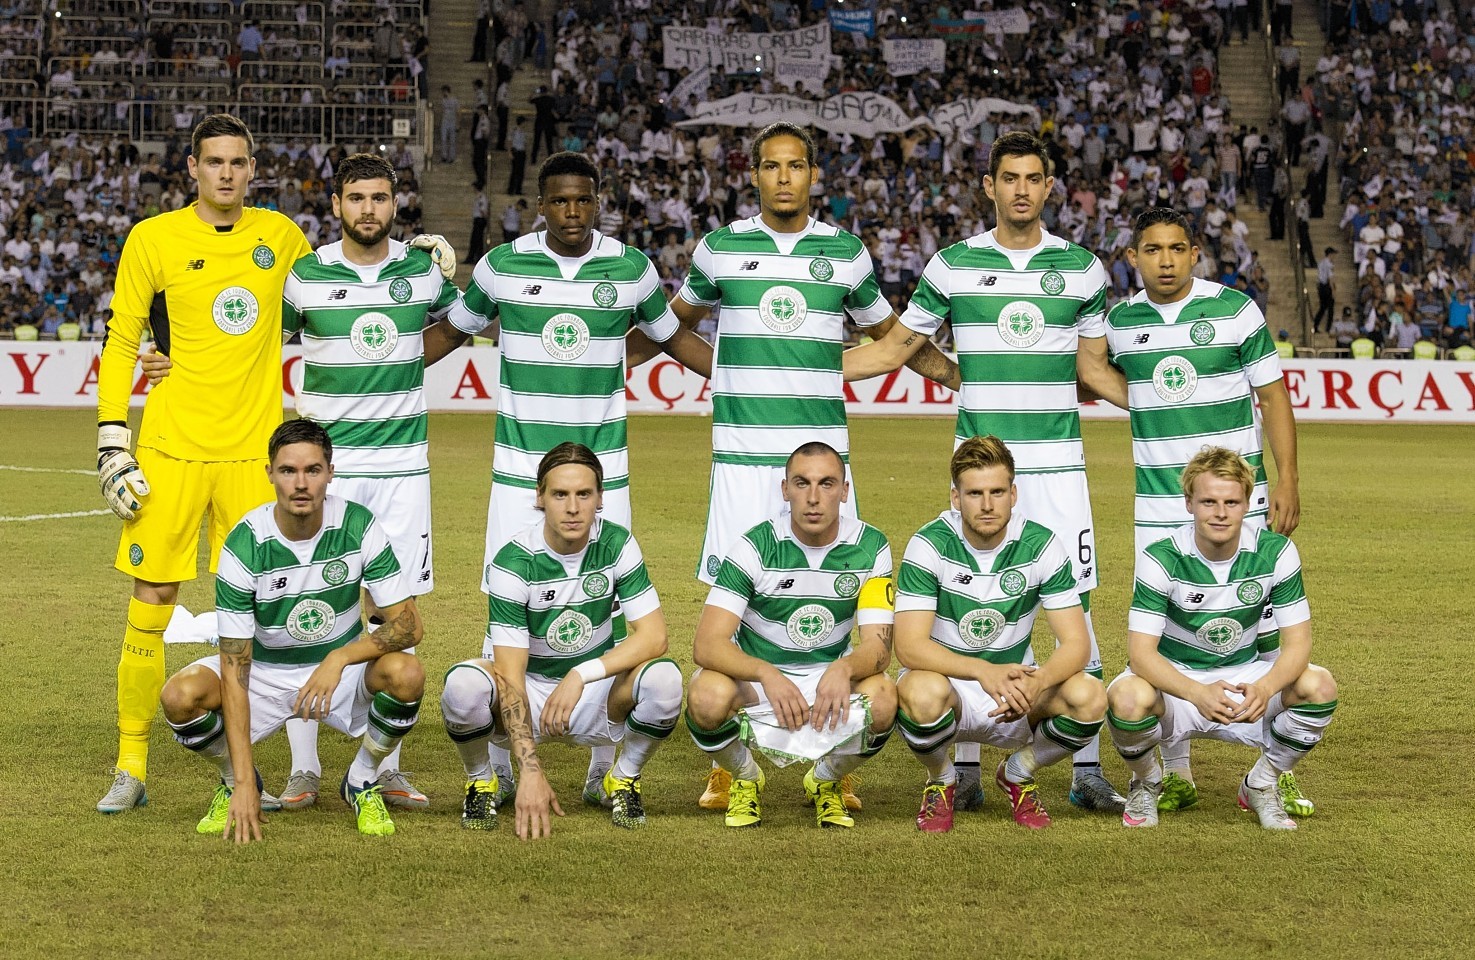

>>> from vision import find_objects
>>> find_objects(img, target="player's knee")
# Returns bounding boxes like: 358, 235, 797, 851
896, 670, 951, 722
1294, 663, 1337, 704
159, 665, 218, 723
378, 652, 425, 701
1065, 672, 1108, 723
1107, 674, 1156, 721
633, 658, 684, 716
684, 669, 738, 728
857, 673, 897, 728
441, 663, 495, 725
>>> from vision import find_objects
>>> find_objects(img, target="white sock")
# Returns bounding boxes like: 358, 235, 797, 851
713, 739, 760, 781
285, 717, 322, 776
954, 741, 981, 765
1246, 753, 1279, 790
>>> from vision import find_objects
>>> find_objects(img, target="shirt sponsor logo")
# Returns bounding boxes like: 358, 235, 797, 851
758, 285, 808, 333
286, 599, 336, 643
997, 300, 1046, 348
1152, 354, 1199, 403
351, 312, 399, 360
786, 603, 836, 649
1196, 616, 1242, 650
212, 286, 259, 335
546, 609, 594, 652
542, 313, 590, 360
958, 608, 1005, 648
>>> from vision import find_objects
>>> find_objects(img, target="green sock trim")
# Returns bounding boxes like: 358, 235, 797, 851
173, 710, 222, 737
860, 723, 894, 757
1289, 699, 1338, 717
372, 691, 421, 719
1086, 667, 1104, 681
1269, 726, 1315, 752
446, 721, 496, 744
896, 707, 956, 737
685, 713, 740, 749
1042, 714, 1103, 750
1107, 709, 1160, 733
626, 714, 676, 740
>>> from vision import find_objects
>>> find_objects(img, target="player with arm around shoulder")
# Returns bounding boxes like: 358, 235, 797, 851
438, 442, 682, 838
683, 442, 897, 830
894, 436, 1107, 832
1106, 447, 1337, 830
156, 420, 426, 843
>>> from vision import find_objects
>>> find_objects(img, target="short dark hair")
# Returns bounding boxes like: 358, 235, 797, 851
750, 121, 816, 169
536, 441, 603, 493
268, 418, 332, 464
537, 151, 600, 196
1132, 207, 1194, 247
988, 131, 1052, 180
191, 114, 254, 160
785, 440, 844, 476
333, 152, 396, 196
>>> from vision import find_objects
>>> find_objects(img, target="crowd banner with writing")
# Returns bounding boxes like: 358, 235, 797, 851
961, 8, 1032, 33
6, 344, 1475, 424
772, 47, 834, 95
881, 38, 946, 76
678, 92, 1037, 138
829, 6, 876, 38
668, 66, 710, 107
663, 22, 831, 72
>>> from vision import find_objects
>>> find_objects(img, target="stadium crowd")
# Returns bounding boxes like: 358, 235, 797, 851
1309, 0, 1475, 350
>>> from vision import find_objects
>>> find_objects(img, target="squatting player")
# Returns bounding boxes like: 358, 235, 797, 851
895, 436, 1107, 832
1106, 447, 1336, 830
438, 443, 682, 837
1104, 207, 1306, 817
842, 131, 1125, 813
439, 151, 709, 807
684, 442, 896, 830
96, 114, 312, 813
645, 121, 955, 810
158, 420, 425, 842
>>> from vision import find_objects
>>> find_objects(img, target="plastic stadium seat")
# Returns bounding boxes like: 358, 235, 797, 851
1412, 340, 1438, 360
1452, 345, 1475, 362
1350, 338, 1376, 359
1275, 340, 1295, 359
14, 324, 39, 341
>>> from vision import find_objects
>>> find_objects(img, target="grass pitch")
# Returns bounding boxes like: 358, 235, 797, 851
2, 410, 1472, 959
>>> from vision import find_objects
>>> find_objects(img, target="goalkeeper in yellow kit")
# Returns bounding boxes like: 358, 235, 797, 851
94, 115, 313, 813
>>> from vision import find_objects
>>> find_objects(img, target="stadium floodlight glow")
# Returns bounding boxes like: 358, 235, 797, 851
900, 17, 907, 23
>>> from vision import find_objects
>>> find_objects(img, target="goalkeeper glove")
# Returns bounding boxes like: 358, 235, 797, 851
98, 423, 149, 521
410, 233, 458, 279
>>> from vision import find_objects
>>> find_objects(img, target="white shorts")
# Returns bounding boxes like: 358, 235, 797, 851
901, 667, 1034, 750
331, 474, 434, 595
481, 482, 632, 593
457, 660, 623, 748
697, 462, 859, 584
190, 654, 371, 743
1014, 470, 1097, 593
1111, 660, 1281, 749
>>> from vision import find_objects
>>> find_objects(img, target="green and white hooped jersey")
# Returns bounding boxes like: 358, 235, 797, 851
899, 229, 1107, 474
283, 241, 459, 478
216, 496, 411, 665
448, 231, 679, 492
680, 217, 892, 467
706, 514, 893, 667
1106, 279, 1283, 532
896, 510, 1080, 664
1130, 523, 1309, 671
485, 517, 660, 680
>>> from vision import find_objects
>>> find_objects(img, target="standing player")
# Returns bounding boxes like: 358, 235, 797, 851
646, 121, 956, 809
158, 420, 425, 842
140, 154, 463, 812
1101, 207, 1307, 817
841, 131, 1125, 813
440, 151, 708, 805
95, 114, 313, 814
1106, 448, 1336, 830
684, 442, 896, 830
438, 443, 682, 837
895, 437, 1107, 832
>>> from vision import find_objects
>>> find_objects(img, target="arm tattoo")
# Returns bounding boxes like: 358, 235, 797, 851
220, 637, 252, 688
493, 671, 542, 775
903, 341, 960, 385
371, 605, 419, 653
902, 333, 919, 347
871, 626, 893, 673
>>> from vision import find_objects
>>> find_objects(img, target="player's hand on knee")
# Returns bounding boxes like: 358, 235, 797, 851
139, 347, 172, 386
541, 674, 582, 738
293, 658, 345, 720
409, 233, 458, 279
760, 670, 809, 731
97, 424, 149, 521
1191, 680, 1241, 724
811, 662, 853, 731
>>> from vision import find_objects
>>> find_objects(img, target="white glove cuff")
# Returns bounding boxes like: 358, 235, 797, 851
98, 424, 132, 452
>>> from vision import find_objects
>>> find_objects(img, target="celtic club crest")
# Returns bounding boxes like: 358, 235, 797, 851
758, 285, 808, 333
286, 599, 336, 643
351, 312, 399, 360
1196, 616, 1242, 650
997, 300, 1046, 348
999, 569, 1027, 597
252, 244, 276, 269
389, 277, 413, 303
809, 258, 833, 281
546, 610, 594, 652
957, 608, 1006, 649
212, 286, 259, 335
322, 560, 350, 585
1189, 320, 1215, 345
1237, 580, 1264, 605
541, 313, 590, 360
1152, 354, 1199, 403
583, 573, 610, 598
786, 603, 835, 649
592, 281, 618, 307
834, 572, 861, 598
1040, 270, 1066, 295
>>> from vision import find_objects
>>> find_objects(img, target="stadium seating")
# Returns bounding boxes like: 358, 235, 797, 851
1350, 338, 1375, 360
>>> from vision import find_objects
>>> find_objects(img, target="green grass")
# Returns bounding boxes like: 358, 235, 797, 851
2, 410, 1473, 959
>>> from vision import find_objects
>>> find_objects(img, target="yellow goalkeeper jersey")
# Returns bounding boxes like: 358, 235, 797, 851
98, 205, 311, 462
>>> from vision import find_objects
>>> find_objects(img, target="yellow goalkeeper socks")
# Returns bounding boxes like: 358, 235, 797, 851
116, 597, 172, 780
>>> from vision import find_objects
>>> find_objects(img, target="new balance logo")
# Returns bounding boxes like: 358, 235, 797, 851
739, 261, 760, 270
185, 259, 205, 270
1186, 592, 1205, 604
1262, 607, 1275, 620
270, 577, 288, 590
952, 573, 973, 585
522, 284, 543, 295
328, 289, 348, 300
975, 275, 997, 286
777, 578, 795, 589
417, 571, 430, 582
539, 590, 556, 602
1133, 333, 1151, 344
